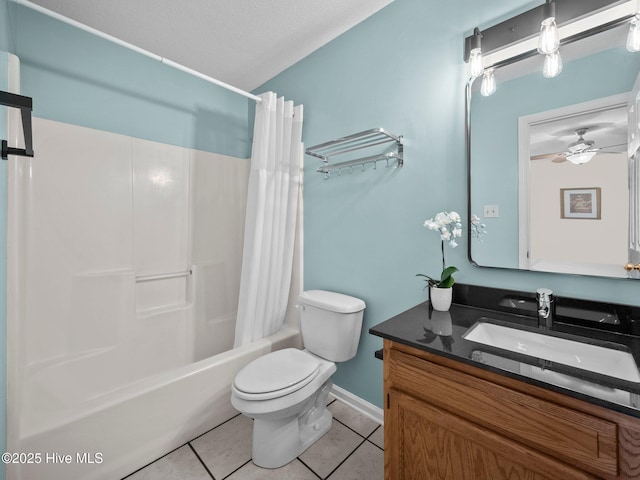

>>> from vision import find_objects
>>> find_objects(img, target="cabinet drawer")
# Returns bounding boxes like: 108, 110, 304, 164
389, 348, 618, 478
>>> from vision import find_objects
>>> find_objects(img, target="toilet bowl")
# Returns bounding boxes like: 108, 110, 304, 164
231, 290, 366, 468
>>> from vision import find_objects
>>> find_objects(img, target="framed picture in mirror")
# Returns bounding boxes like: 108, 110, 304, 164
560, 187, 601, 219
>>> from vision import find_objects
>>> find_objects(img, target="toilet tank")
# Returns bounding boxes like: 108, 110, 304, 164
298, 290, 366, 362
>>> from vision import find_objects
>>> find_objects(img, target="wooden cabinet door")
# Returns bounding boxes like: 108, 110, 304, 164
386, 389, 596, 480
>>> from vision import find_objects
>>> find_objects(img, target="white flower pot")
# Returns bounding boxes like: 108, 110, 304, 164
430, 286, 452, 311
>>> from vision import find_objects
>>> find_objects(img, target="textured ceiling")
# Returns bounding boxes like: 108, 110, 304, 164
24, 0, 393, 92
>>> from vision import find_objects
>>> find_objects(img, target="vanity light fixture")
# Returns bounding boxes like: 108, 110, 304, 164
480, 68, 496, 96
538, 0, 560, 54
468, 28, 484, 78
542, 51, 563, 78
464, 0, 634, 87
627, 13, 640, 52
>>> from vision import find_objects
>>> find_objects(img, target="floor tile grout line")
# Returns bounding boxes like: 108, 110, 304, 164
188, 443, 217, 479
322, 436, 369, 480
297, 457, 324, 480
331, 415, 380, 442
366, 424, 381, 439
220, 458, 252, 480
189, 412, 243, 444
120, 441, 191, 479
366, 424, 384, 451
366, 438, 384, 453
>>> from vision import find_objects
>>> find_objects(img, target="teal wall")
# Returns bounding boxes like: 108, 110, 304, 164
259, 0, 640, 409
471, 47, 640, 267
0, 0, 8, 52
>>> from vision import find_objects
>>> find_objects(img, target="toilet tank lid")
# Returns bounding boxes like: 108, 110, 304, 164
299, 290, 366, 313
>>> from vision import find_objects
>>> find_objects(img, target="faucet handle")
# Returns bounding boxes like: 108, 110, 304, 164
536, 288, 554, 301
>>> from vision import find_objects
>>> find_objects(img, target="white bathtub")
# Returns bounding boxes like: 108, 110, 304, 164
8, 327, 300, 480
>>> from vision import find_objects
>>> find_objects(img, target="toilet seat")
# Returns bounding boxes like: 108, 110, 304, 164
233, 348, 320, 401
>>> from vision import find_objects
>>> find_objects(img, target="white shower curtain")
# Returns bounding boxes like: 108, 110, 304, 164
234, 92, 303, 347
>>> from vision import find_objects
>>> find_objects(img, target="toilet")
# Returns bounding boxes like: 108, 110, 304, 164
231, 290, 366, 468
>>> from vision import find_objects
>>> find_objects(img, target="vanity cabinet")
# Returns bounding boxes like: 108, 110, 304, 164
383, 340, 640, 479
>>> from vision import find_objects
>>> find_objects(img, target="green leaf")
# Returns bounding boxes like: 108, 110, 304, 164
438, 266, 458, 288
416, 273, 438, 289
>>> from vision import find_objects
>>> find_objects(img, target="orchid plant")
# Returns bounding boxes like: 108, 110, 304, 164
417, 211, 462, 289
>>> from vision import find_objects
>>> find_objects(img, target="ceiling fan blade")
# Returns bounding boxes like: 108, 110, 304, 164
531, 153, 565, 161
552, 155, 567, 163
597, 142, 627, 153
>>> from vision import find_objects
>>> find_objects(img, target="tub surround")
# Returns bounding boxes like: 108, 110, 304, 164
370, 283, 640, 418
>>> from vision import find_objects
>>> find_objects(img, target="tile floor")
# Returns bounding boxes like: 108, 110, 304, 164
123, 398, 384, 480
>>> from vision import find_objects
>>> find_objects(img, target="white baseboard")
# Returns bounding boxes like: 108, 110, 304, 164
330, 385, 384, 426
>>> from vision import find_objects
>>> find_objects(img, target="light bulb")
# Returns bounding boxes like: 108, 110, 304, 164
627, 15, 640, 53
469, 48, 484, 78
538, 17, 560, 54
468, 28, 484, 78
543, 51, 563, 78
480, 68, 496, 96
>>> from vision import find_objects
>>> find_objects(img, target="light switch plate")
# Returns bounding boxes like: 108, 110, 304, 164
483, 204, 499, 218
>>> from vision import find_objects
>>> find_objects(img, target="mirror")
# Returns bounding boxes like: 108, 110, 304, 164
468, 22, 640, 279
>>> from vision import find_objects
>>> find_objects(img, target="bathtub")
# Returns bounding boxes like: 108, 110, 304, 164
8, 327, 300, 480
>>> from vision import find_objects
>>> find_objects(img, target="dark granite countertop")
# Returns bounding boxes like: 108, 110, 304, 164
369, 285, 640, 419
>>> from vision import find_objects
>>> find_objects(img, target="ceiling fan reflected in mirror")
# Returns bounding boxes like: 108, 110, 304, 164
531, 127, 624, 165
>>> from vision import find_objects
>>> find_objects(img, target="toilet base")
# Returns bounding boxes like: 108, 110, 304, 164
252, 380, 333, 468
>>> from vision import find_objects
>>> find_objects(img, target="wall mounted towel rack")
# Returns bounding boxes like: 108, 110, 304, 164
1, 90, 34, 160
305, 128, 403, 177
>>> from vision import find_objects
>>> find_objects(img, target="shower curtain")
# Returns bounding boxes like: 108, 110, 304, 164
234, 92, 303, 347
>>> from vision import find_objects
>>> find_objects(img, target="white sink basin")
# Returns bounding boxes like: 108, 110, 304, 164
463, 321, 640, 383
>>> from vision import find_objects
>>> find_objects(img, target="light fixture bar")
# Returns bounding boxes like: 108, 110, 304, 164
464, 0, 626, 61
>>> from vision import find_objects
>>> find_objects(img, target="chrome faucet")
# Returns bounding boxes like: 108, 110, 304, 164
536, 288, 555, 329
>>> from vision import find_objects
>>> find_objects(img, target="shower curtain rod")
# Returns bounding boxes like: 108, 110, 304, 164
10, 0, 263, 103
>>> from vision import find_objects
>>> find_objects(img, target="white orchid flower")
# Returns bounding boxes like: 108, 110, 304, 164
449, 211, 461, 223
